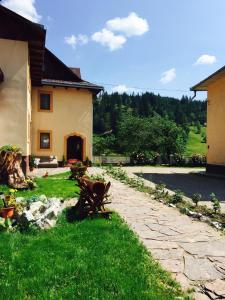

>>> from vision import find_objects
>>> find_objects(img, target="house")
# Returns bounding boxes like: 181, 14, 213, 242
0, 5, 103, 173
191, 66, 225, 174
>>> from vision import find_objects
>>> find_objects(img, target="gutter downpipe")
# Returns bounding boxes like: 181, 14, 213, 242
191, 90, 196, 101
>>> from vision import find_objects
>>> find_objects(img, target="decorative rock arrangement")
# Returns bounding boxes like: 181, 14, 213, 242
16, 195, 69, 229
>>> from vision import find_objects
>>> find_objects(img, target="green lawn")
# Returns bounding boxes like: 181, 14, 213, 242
0, 213, 187, 300
0, 172, 79, 200
185, 126, 207, 156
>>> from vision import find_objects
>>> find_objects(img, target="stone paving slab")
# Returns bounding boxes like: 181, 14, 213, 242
90, 168, 225, 300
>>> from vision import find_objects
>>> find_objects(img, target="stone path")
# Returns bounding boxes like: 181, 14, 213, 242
90, 168, 225, 300
122, 166, 225, 212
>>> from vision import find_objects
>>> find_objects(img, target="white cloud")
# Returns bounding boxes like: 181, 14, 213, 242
106, 12, 149, 37
2, 0, 41, 22
65, 35, 77, 49
78, 34, 89, 45
111, 84, 137, 94
65, 34, 89, 49
160, 68, 176, 84
195, 54, 217, 65
92, 29, 126, 51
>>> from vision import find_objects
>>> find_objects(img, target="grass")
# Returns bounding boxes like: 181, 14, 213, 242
0, 213, 187, 300
185, 126, 206, 156
0, 172, 79, 200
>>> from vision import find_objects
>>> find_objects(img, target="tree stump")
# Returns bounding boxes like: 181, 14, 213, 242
0, 150, 29, 189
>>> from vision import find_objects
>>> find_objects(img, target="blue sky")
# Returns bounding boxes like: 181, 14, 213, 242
2, 0, 225, 99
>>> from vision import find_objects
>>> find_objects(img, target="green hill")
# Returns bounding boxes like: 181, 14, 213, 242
185, 126, 206, 156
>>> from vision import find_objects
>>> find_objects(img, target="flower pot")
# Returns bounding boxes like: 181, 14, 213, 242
70, 166, 87, 179
0, 207, 15, 219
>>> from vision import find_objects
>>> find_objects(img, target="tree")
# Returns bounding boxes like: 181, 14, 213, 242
117, 114, 186, 157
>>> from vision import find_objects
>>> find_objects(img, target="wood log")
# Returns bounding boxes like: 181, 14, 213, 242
0, 151, 29, 189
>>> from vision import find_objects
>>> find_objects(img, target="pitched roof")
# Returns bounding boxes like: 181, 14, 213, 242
0, 4, 46, 86
191, 65, 225, 91
70, 68, 81, 79
43, 49, 81, 82
0, 4, 103, 94
41, 79, 103, 94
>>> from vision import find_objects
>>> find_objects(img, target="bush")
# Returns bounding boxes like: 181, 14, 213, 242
169, 154, 186, 166
170, 190, 184, 204
192, 193, 202, 206
130, 151, 158, 165
0, 145, 21, 153
210, 193, 221, 213
189, 154, 206, 167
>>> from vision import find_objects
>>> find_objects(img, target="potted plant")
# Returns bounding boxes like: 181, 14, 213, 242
29, 154, 37, 171
0, 189, 17, 219
70, 161, 87, 179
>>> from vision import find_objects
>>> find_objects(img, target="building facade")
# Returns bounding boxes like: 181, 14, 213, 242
0, 5, 102, 172
191, 66, 225, 174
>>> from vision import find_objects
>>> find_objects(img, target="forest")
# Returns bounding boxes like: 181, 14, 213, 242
93, 92, 207, 160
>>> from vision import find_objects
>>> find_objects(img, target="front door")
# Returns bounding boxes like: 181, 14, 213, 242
67, 136, 83, 161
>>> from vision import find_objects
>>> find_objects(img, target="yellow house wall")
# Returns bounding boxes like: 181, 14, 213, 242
207, 77, 225, 165
0, 39, 30, 155
31, 86, 93, 161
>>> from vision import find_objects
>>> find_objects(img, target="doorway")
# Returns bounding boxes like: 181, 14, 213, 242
67, 135, 83, 161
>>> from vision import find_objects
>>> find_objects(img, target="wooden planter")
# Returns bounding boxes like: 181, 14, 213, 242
0, 207, 15, 219
70, 166, 87, 179
74, 176, 112, 219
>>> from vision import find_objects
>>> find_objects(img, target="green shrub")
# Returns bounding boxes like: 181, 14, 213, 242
130, 151, 158, 165
171, 190, 184, 204
210, 193, 221, 213
0, 145, 21, 153
190, 154, 206, 166
192, 193, 202, 206
154, 183, 168, 199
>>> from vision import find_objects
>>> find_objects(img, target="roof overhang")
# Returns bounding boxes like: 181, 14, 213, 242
41, 79, 104, 95
0, 5, 46, 86
190, 66, 225, 91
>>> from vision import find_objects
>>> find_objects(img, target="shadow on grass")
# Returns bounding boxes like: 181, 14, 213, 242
136, 172, 225, 202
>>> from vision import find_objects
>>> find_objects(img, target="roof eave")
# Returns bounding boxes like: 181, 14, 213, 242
41, 80, 104, 94
190, 65, 225, 92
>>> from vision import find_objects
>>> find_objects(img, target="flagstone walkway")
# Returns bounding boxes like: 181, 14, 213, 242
90, 168, 225, 300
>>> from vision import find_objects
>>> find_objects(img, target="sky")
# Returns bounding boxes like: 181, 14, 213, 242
2, 0, 225, 99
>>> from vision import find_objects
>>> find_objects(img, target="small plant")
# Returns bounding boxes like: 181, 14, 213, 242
154, 183, 167, 200
210, 193, 221, 214
29, 154, 37, 170
62, 155, 66, 167
192, 193, 202, 206
25, 178, 36, 190
84, 157, 92, 167
90, 173, 106, 183
72, 161, 83, 167
0, 144, 21, 153
0, 198, 4, 209
170, 190, 183, 204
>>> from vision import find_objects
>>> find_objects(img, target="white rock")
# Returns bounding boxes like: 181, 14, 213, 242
21, 210, 35, 223
41, 203, 63, 220
29, 201, 46, 216
169, 203, 176, 208
16, 197, 25, 203
200, 216, 209, 222
46, 198, 61, 208
38, 195, 47, 203
211, 221, 222, 230
187, 210, 199, 218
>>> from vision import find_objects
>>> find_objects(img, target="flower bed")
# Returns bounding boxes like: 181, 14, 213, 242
0, 192, 69, 231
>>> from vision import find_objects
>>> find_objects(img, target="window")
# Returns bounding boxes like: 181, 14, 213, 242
38, 91, 53, 111
39, 131, 52, 150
